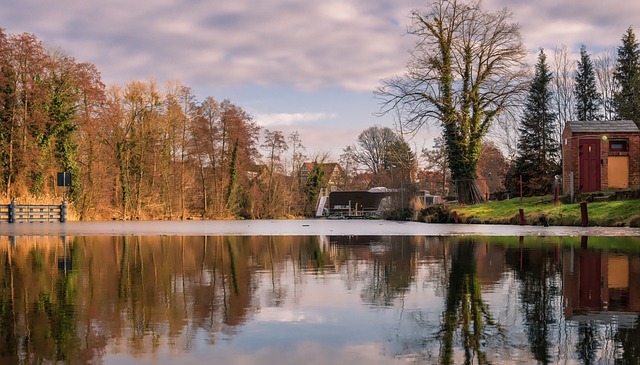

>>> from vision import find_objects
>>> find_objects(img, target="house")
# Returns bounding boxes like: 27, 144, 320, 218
562, 120, 640, 193
299, 162, 347, 191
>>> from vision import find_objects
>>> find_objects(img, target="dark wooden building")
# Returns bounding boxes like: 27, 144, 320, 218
326, 189, 398, 218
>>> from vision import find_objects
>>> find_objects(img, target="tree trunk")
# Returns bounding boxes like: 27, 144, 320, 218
455, 179, 485, 205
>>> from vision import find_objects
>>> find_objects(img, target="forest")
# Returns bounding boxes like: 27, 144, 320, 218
0, 29, 339, 220
1, 27, 496, 220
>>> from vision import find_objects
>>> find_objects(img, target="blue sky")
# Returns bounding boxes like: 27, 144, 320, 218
2, 0, 639, 159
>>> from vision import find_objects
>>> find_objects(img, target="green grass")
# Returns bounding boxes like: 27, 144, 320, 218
451, 195, 640, 227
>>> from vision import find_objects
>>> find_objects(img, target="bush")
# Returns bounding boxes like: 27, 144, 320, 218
385, 208, 415, 221
419, 204, 452, 223
628, 216, 640, 227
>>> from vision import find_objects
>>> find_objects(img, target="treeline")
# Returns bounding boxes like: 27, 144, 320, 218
0, 29, 326, 220
4, 20, 637, 218
506, 28, 640, 196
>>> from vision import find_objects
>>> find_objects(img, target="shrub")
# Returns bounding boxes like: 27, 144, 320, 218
419, 204, 452, 223
628, 216, 640, 227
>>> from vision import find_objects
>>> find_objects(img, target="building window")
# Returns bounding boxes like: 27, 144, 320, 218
609, 139, 628, 152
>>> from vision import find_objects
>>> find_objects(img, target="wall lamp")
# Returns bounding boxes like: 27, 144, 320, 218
564, 134, 608, 145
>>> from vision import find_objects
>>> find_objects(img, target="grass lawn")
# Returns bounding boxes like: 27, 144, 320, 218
450, 195, 640, 227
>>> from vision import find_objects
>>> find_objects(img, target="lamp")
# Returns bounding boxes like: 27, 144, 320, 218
564, 134, 608, 145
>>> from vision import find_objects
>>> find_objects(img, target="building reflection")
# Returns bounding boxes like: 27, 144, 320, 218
563, 236, 640, 322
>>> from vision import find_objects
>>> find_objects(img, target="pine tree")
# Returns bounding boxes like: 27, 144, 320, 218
613, 26, 640, 126
511, 49, 560, 196
574, 45, 602, 121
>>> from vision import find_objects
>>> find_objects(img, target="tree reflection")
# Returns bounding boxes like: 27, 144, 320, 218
359, 237, 416, 306
0, 247, 18, 363
505, 241, 561, 364
615, 316, 640, 364
0, 237, 83, 363
439, 239, 504, 364
577, 323, 600, 365
1, 235, 640, 364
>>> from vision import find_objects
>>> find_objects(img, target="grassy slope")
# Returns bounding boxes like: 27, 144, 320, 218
451, 195, 640, 227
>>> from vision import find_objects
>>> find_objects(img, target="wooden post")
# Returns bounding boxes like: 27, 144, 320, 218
554, 185, 559, 206
580, 201, 588, 227
453, 211, 458, 223
519, 236, 524, 271
520, 175, 523, 202
519, 208, 525, 225
61, 201, 67, 223
9, 200, 16, 223
569, 171, 574, 203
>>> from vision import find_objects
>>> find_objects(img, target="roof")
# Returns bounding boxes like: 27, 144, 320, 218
301, 162, 342, 175
566, 120, 640, 133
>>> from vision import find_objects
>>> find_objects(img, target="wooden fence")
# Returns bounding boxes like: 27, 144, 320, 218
0, 201, 67, 223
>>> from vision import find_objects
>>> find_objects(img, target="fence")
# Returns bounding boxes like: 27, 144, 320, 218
0, 201, 67, 223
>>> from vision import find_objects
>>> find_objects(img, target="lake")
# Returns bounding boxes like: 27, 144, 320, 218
1, 222, 640, 364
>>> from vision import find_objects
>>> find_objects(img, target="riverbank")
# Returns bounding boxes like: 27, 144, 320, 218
2, 219, 640, 236
447, 195, 640, 227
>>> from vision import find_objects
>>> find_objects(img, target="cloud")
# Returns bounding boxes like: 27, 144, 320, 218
486, 0, 640, 55
1, 0, 421, 92
4, 0, 640, 96
7, 0, 640, 97
254, 112, 333, 127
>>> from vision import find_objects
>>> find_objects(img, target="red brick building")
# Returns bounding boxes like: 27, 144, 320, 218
562, 120, 640, 193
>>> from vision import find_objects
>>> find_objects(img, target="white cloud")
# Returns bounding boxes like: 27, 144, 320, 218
1, 0, 419, 91
255, 112, 332, 127
4, 0, 640, 95
485, 0, 640, 55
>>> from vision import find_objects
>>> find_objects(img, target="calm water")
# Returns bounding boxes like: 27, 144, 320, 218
1, 235, 640, 364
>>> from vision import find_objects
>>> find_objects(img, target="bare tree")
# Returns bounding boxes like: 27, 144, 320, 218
487, 102, 523, 160
261, 130, 288, 217
377, 0, 527, 204
422, 137, 450, 196
552, 45, 575, 153
594, 50, 617, 120
352, 126, 400, 176
339, 146, 358, 189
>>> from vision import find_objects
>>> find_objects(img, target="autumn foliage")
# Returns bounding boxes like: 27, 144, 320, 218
0, 29, 312, 219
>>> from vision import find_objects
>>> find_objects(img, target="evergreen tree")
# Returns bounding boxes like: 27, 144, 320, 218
574, 45, 602, 121
304, 161, 325, 217
511, 49, 560, 196
613, 26, 640, 125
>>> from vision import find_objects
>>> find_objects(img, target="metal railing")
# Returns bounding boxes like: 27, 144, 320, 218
0, 201, 68, 223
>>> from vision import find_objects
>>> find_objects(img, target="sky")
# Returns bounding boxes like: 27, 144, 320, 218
2, 0, 640, 161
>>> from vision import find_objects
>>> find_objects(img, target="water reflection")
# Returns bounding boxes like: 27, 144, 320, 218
0, 235, 639, 364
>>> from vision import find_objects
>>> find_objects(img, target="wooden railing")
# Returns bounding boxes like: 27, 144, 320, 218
0, 201, 68, 223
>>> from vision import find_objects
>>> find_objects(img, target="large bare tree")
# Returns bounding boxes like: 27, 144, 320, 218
377, 0, 527, 204
594, 50, 617, 120
353, 125, 400, 176
552, 45, 575, 144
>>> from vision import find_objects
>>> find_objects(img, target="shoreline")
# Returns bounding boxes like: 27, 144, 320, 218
1, 219, 640, 237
